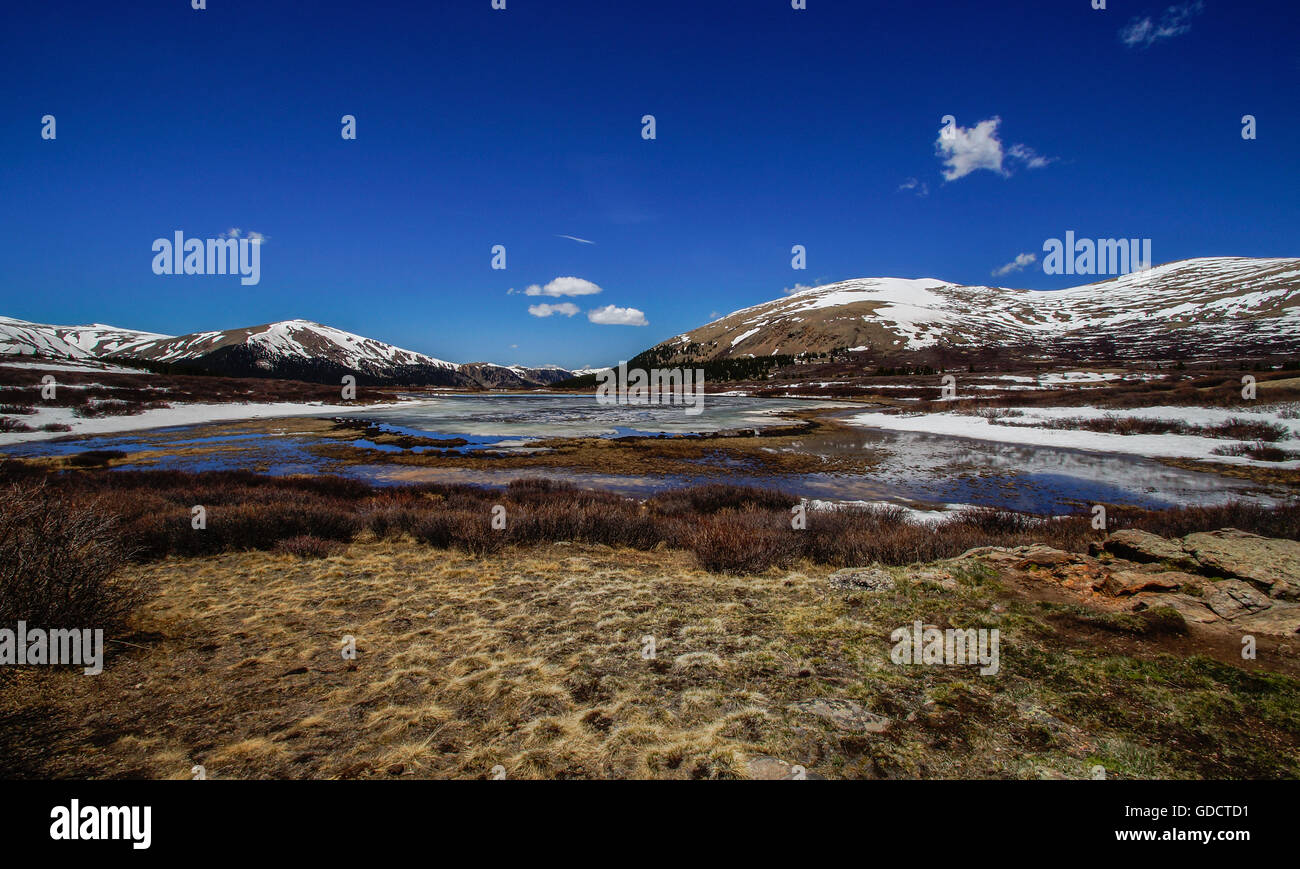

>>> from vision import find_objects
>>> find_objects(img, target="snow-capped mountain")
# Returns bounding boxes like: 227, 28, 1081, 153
0, 317, 573, 387
640, 257, 1300, 364
0, 317, 170, 360
0, 316, 95, 359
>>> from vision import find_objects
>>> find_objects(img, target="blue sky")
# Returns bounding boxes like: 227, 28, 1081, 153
2, 0, 1296, 368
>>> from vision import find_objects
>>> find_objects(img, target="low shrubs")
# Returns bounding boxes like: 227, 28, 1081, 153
1211, 441, 1300, 462
981, 411, 1293, 441
68, 450, 128, 467
274, 535, 344, 559
72, 399, 170, 418
0, 483, 141, 631
2, 467, 1297, 576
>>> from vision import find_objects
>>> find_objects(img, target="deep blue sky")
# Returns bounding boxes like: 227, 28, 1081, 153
2, 0, 1296, 368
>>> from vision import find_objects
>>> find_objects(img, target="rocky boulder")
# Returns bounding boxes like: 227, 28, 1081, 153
788, 699, 890, 733
1095, 529, 1200, 571
828, 567, 894, 591
1202, 579, 1273, 620
1100, 570, 1186, 597
1181, 530, 1300, 601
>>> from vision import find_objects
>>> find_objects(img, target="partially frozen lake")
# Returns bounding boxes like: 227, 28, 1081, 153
339, 393, 820, 443
1, 394, 1290, 515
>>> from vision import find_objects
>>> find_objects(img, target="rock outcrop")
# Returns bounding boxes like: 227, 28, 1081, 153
959, 528, 1300, 638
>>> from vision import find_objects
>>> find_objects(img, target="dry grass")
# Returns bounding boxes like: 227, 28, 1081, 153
4, 538, 1298, 780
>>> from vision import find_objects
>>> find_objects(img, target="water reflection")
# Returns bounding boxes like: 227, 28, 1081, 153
0, 395, 1288, 514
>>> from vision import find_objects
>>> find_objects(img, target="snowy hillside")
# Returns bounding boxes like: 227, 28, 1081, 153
0, 316, 572, 387
644, 257, 1300, 363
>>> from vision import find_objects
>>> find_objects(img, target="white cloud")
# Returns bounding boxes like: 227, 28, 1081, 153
898, 177, 930, 197
556, 234, 595, 245
935, 117, 1053, 181
219, 227, 267, 244
992, 252, 1038, 277
1006, 144, 1053, 170
1121, 2, 1204, 48
587, 305, 648, 326
783, 283, 816, 296
524, 276, 603, 297
936, 118, 1006, 180
528, 302, 580, 318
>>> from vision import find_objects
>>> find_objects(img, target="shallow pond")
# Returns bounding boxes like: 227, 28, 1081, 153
1, 394, 1289, 515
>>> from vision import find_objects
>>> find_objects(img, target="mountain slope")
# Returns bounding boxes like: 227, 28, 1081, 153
640, 257, 1300, 365
0, 316, 96, 359
1, 317, 571, 387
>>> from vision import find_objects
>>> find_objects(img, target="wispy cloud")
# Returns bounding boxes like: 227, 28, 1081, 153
528, 302, 580, 318
524, 277, 603, 297
935, 117, 1054, 181
219, 227, 268, 243
587, 305, 648, 326
1121, 2, 1204, 48
898, 177, 929, 197
1006, 144, 1052, 170
556, 234, 595, 245
992, 252, 1038, 277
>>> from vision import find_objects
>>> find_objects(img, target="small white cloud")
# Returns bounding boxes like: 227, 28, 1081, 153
936, 118, 1006, 180
1006, 144, 1053, 170
524, 276, 603, 297
528, 302, 580, 318
992, 252, 1038, 277
898, 177, 930, 197
935, 117, 1052, 181
1121, 2, 1204, 48
588, 305, 648, 326
556, 234, 595, 245
219, 227, 267, 243
783, 283, 816, 296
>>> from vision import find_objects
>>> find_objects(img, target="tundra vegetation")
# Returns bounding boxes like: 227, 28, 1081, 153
1, 466, 1298, 780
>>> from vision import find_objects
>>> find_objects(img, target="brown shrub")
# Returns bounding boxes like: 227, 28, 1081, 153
68, 450, 127, 467
274, 535, 344, 559
0, 483, 141, 631
688, 509, 801, 573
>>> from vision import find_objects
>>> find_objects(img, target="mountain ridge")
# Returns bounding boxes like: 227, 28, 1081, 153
637, 257, 1300, 367
0, 316, 574, 388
